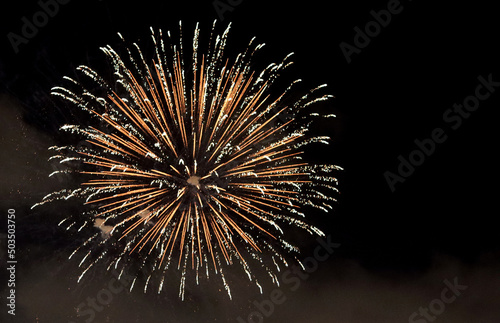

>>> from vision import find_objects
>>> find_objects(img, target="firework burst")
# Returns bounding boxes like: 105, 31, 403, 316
33, 21, 341, 299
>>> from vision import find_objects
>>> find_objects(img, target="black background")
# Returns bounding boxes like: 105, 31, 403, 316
1, 0, 499, 322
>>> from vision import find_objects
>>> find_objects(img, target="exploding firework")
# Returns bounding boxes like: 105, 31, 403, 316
33, 21, 341, 299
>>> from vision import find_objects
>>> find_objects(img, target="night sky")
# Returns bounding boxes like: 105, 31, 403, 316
1, 0, 500, 322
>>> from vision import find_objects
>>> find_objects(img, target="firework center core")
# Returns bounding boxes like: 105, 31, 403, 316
187, 176, 201, 188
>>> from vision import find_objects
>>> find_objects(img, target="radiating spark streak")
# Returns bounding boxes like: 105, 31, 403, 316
84, 187, 157, 205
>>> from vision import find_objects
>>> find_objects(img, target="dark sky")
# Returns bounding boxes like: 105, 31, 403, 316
1, 0, 500, 322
